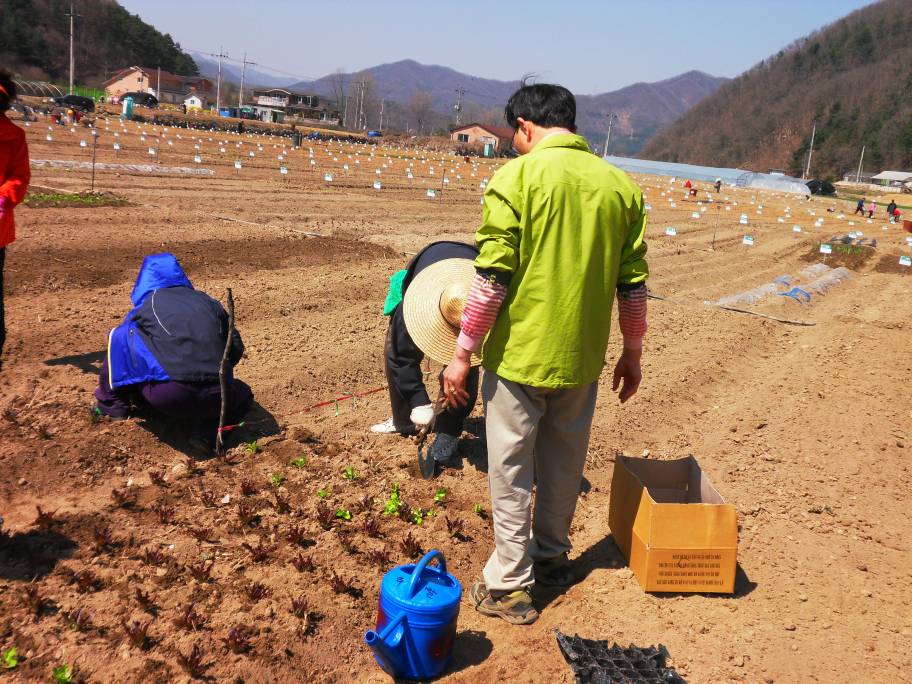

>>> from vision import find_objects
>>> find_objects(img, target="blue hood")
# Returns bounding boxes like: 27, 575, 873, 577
130, 253, 193, 306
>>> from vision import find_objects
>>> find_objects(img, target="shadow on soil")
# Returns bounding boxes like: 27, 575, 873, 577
0, 529, 78, 580
137, 400, 281, 459
535, 535, 756, 610
45, 349, 105, 375
441, 629, 494, 678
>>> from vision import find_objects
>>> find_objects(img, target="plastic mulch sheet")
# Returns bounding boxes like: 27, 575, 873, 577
554, 630, 686, 684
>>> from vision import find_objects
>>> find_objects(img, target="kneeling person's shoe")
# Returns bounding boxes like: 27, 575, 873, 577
470, 581, 538, 625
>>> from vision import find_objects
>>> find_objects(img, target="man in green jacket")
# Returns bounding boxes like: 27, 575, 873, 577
443, 83, 649, 624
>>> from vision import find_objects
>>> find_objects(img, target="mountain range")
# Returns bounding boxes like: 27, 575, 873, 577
642, 0, 912, 178
193, 55, 727, 154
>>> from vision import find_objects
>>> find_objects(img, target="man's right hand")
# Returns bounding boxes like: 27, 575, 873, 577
612, 347, 642, 403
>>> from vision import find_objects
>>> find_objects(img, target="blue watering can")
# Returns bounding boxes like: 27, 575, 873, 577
364, 549, 462, 680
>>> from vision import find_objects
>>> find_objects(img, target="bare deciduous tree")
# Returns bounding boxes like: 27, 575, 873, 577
408, 91, 434, 134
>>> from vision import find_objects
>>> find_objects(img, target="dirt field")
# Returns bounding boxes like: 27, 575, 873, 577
0, 114, 910, 683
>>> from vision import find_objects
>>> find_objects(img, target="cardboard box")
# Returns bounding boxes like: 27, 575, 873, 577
608, 455, 737, 593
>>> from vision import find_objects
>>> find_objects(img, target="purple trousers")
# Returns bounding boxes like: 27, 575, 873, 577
94, 359, 252, 430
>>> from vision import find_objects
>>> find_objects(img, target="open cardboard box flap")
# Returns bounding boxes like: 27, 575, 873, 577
609, 455, 738, 593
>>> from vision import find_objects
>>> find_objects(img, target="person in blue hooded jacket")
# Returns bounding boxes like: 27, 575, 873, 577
94, 253, 252, 448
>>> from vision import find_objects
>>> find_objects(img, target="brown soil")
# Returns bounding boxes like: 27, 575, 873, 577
873, 253, 912, 275
798, 242, 876, 270
0, 114, 910, 683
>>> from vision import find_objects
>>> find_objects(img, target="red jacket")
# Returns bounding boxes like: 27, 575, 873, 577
0, 114, 30, 248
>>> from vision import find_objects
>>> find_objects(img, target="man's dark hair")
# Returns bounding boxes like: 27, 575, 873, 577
0, 72, 16, 112
505, 83, 576, 132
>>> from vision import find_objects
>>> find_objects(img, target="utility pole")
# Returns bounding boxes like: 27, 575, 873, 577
358, 80, 366, 130
454, 87, 465, 126
65, 1, 80, 94
602, 112, 616, 157
238, 53, 257, 111
157, 66, 161, 99
803, 120, 816, 180
210, 47, 229, 111
855, 144, 866, 184
379, 98, 384, 132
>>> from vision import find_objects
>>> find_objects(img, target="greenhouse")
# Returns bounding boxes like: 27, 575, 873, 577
603, 155, 811, 195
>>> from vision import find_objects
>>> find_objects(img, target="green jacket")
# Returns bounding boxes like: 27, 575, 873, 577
475, 133, 648, 388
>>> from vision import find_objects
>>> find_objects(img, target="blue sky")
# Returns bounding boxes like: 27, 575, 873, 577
119, 0, 875, 93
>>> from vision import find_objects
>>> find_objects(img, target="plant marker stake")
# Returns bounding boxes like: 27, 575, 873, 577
90, 132, 98, 193
215, 288, 236, 457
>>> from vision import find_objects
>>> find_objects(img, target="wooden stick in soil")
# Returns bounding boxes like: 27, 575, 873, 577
216, 288, 235, 456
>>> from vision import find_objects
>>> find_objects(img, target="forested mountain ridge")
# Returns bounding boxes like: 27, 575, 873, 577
641, 0, 912, 179
1, 0, 197, 84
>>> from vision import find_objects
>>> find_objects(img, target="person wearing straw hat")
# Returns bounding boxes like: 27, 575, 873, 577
371, 241, 481, 470
0, 72, 30, 372
442, 83, 649, 625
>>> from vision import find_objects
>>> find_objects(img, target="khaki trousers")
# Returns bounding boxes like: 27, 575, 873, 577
481, 370, 598, 592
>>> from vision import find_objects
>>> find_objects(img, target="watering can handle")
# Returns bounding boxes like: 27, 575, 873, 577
406, 549, 447, 599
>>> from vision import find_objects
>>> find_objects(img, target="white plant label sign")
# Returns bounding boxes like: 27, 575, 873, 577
820, 243, 832, 254
742, 235, 754, 246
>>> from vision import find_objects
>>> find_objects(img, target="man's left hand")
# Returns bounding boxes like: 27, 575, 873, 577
442, 347, 472, 408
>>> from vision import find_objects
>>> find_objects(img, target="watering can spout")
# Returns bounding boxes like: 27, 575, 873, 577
364, 623, 405, 676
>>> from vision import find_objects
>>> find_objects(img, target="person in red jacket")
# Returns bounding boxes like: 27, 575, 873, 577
0, 73, 31, 370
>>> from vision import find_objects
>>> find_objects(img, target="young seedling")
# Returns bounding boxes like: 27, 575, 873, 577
433, 487, 448, 505
473, 503, 488, 519
407, 507, 429, 526
315, 502, 335, 531
243, 440, 261, 455
141, 548, 168, 566
356, 494, 374, 513
335, 507, 352, 521
111, 486, 138, 508
51, 664, 73, 683
189, 527, 215, 543
328, 571, 358, 596
236, 502, 259, 526
188, 560, 214, 583
2, 647, 18, 669
445, 516, 467, 540
269, 472, 285, 488
24, 582, 49, 617
74, 569, 102, 593
272, 490, 291, 514
134, 588, 156, 614
362, 516, 381, 538
152, 503, 176, 525
65, 606, 93, 631
34, 505, 58, 530
92, 525, 117, 553
242, 540, 274, 563
399, 532, 422, 559
121, 618, 152, 649
290, 553, 315, 573
246, 582, 271, 601
290, 456, 307, 469
284, 524, 313, 547
336, 529, 356, 554
148, 469, 168, 487
316, 487, 330, 500
290, 595, 309, 618
173, 603, 207, 631
382, 483, 404, 517
198, 490, 218, 508
239, 479, 258, 496
221, 626, 251, 654
342, 466, 359, 481
367, 547, 391, 568
176, 642, 208, 678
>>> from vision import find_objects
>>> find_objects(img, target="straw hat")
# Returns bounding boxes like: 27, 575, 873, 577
402, 258, 482, 366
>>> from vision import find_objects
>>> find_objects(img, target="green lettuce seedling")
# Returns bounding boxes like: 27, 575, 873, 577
52, 664, 73, 683
434, 488, 448, 504
335, 508, 352, 521
290, 457, 307, 469
244, 440, 260, 455
270, 473, 285, 488
342, 466, 359, 481
2, 648, 18, 669
316, 487, 330, 500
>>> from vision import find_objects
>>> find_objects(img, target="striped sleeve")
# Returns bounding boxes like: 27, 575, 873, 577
617, 283, 648, 349
456, 273, 508, 352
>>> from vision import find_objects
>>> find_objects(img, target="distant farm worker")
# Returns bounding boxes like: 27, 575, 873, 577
867, 200, 876, 219
684, 179, 692, 190
94, 253, 253, 452
714, 178, 722, 193
371, 241, 480, 473
892, 207, 902, 224
854, 198, 866, 215
0, 72, 31, 372
442, 83, 648, 625
887, 199, 897, 218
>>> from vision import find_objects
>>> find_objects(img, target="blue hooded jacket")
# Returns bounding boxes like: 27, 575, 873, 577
107, 253, 244, 388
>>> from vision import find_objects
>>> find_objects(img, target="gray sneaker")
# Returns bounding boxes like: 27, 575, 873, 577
428, 433, 459, 463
